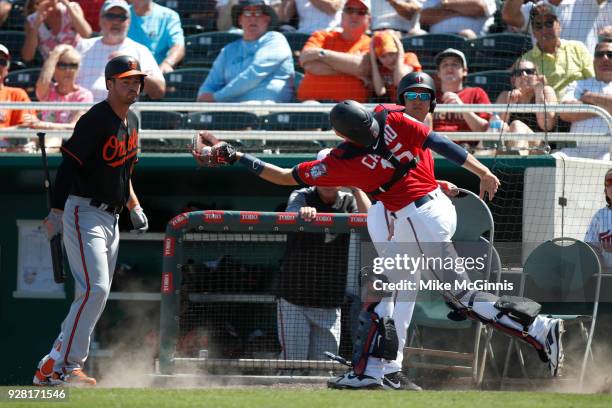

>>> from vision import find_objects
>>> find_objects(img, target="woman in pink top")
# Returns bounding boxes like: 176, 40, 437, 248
34, 44, 93, 133
22, 0, 91, 63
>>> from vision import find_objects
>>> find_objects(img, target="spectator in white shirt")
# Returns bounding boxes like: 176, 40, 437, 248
420, 0, 496, 39
370, 0, 425, 35
278, 0, 343, 33
502, 0, 610, 54
559, 41, 612, 160
76, 0, 165, 101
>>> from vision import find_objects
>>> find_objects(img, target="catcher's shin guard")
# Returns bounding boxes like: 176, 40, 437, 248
447, 291, 547, 359
352, 309, 399, 375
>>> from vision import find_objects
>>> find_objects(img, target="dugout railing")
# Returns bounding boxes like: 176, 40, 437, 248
0, 103, 610, 153
158, 210, 368, 375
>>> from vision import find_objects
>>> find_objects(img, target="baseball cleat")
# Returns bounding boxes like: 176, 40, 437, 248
61, 368, 97, 386
544, 318, 565, 377
382, 371, 423, 391
33, 371, 64, 386
327, 371, 383, 390
33, 355, 64, 386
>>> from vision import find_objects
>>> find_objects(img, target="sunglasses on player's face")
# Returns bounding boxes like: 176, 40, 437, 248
533, 19, 555, 31
512, 68, 537, 77
404, 91, 431, 101
0, 58, 8, 67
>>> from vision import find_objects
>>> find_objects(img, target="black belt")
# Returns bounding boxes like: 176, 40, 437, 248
413, 193, 435, 208
90, 199, 123, 215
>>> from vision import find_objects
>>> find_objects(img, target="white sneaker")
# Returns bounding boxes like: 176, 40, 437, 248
382, 371, 422, 391
543, 318, 565, 377
327, 371, 383, 390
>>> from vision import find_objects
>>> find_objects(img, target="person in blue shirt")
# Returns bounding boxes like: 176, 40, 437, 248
128, 0, 185, 73
197, 0, 295, 103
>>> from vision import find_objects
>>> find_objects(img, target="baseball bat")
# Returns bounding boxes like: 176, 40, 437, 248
325, 351, 352, 368
38, 132, 66, 284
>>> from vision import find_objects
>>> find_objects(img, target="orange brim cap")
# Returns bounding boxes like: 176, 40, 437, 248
114, 70, 147, 78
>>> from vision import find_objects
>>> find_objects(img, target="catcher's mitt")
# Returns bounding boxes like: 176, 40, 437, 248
190, 131, 237, 167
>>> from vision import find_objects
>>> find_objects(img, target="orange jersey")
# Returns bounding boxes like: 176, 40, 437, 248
297, 31, 371, 102
0, 86, 34, 128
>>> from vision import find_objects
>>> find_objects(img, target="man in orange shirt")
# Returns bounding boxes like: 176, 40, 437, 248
0, 44, 36, 132
297, 0, 372, 102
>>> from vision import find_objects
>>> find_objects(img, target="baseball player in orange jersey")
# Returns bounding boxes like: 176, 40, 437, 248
191, 71, 565, 390
33, 55, 149, 386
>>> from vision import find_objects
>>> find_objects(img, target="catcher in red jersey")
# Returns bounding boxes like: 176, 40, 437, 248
191, 71, 565, 390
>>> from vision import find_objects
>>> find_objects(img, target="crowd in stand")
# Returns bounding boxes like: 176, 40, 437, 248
0, 0, 611, 156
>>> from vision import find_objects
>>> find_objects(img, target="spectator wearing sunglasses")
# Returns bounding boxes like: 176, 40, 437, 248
369, 30, 421, 104
297, 0, 372, 102
519, 2, 594, 97
502, 0, 609, 54
420, 0, 497, 39
33, 44, 93, 134
432, 48, 491, 149
128, 0, 185, 74
22, 0, 92, 63
494, 59, 556, 153
197, 0, 294, 103
559, 41, 612, 160
75, 0, 165, 102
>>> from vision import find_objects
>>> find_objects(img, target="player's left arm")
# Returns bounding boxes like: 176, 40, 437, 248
423, 131, 500, 199
235, 152, 299, 185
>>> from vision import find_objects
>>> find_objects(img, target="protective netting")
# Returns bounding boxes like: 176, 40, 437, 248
173, 230, 362, 374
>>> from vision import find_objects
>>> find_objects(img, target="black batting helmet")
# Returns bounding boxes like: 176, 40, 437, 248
396, 71, 437, 112
329, 100, 379, 147
104, 55, 147, 90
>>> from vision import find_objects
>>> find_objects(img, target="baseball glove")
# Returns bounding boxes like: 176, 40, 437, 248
190, 131, 237, 167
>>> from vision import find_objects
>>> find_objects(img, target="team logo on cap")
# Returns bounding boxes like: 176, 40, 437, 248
415, 76, 423, 83
128, 60, 137, 70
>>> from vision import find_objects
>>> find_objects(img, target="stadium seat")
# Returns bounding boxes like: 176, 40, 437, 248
4, 67, 41, 100
0, 31, 24, 55
467, 34, 533, 72
283, 32, 311, 57
184, 32, 242, 67
406, 188, 499, 385
401, 34, 467, 71
163, 68, 209, 102
501, 238, 602, 389
183, 111, 260, 130
141, 111, 184, 130
260, 112, 330, 131
3, 0, 26, 31
465, 70, 512, 101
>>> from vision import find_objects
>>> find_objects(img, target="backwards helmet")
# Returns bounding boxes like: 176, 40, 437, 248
329, 100, 380, 147
396, 71, 437, 113
104, 55, 147, 91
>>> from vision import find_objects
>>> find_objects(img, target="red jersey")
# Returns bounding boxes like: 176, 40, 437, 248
433, 87, 491, 132
293, 105, 438, 212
